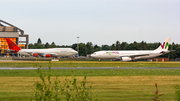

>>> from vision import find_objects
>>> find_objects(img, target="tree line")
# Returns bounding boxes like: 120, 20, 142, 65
29, 38, 180, 60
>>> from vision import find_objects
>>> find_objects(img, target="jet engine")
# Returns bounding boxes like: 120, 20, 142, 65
121, 57, 132, 62
33, 53, 38, 57
45, 54, 51, 57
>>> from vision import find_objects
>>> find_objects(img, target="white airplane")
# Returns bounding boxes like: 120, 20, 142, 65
91, 38, 171, 61
6, 38, 78, 57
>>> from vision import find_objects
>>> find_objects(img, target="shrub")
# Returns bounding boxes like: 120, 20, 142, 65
33, 64, 93, 101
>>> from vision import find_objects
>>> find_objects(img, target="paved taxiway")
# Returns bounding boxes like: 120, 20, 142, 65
0, 67, 180, 70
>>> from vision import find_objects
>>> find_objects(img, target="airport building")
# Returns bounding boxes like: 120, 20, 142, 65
0, 19, 29, 57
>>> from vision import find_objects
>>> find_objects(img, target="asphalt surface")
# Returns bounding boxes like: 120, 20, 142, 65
0, 67, 180, 70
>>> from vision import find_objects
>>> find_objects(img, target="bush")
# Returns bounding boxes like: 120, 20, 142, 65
33, 63, 93, 101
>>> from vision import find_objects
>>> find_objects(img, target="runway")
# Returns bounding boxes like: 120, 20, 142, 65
0, 67, 180, 70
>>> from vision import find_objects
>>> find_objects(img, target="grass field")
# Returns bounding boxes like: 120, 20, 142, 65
0, 61, 180, 67
0, 69, 180, 101
0, 76, 180, 101
1, 69, 180, 77
0, 61, 180, 101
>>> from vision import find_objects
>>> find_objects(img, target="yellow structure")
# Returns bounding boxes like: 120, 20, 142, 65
0, 38, 16, 50
1, 49, 4, 53
19, 44, 25, 49
6, 53, 10, 57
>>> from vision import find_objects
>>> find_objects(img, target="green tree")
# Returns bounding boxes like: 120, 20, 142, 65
86, 42, 94, 54
120, 42, 128, 50
133, 41, 139, 50
115, 41, 121, 50
177, 45, 180, 58
173, 44, 180, 60
139, 41, 147, 50
126, 41, 138, 50
56, 45, 71, 48
111, 44, 116, 50
50, 42, 56, 48
79, 43, 87, 56
72, 43, 77, 50
167, 42, 177, 59
37, 38, 42, 45
94, 44, 101, 52
28, 43, 35, 49
33, 43, 44, 49
102, 45, 110, 50
44, 42, 50, 48
147, 43, 155, 50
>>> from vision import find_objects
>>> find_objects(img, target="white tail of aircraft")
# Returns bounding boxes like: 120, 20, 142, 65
155, 38, 171, 51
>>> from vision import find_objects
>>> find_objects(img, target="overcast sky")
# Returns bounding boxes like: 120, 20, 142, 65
1, 0, 180, 46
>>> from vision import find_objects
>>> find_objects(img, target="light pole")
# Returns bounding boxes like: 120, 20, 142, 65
77, 37, 79, 56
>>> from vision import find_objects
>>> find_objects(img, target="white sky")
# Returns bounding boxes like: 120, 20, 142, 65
1, 0, 180, 45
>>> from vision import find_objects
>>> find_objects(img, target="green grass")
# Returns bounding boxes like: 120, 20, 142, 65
0, 76, 180, 101
1, 61, 180, 101
0, 61, 180, 67
0, 69, 180, 77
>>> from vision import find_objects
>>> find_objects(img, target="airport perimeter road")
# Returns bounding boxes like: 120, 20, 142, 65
1, 67, 180, 70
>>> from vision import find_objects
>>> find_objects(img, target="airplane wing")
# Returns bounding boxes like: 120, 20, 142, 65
118, 53, 152, 59
122, 54, 150, 58
119, 51, 169, 58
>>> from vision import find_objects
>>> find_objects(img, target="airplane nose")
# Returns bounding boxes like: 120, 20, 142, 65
90, 54, 94, 57
71, 50, 78, 55
75, 50, 78, 54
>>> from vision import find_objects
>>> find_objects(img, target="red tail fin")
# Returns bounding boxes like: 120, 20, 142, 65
6, 38, 21, 53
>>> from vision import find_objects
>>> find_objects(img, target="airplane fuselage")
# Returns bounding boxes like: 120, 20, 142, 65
18, 48, 78, 57
91, 50, 169, 61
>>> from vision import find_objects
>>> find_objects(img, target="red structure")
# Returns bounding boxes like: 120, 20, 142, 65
151, 58, 169, 62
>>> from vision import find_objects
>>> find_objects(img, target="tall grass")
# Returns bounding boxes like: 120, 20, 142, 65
174, 84, 180, 101
151, 83, 164, 101
33, 62, 94, 101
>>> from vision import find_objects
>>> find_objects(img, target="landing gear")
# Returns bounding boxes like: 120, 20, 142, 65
51, 58, 59, 61
131, 59, 137, 62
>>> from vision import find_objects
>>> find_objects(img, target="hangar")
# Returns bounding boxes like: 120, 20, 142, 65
0, 19, 29, 57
